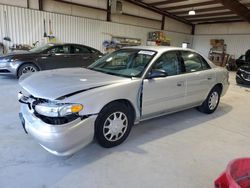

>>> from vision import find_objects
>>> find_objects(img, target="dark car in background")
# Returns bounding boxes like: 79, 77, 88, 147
236, 55, 246, 68
236, 49, 250, 68
236, 64, 250, 85
236, 49, 250, 85
0, 43, 103, 78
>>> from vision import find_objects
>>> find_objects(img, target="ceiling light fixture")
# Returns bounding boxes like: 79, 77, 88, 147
188, 9, 195, 15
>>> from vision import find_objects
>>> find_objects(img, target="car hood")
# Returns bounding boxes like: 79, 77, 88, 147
0, 51, 35, 60
19, 68, 130, 100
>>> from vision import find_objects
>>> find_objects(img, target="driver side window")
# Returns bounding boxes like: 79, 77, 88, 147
153, 51, 184, 76
47, 46, 64, 54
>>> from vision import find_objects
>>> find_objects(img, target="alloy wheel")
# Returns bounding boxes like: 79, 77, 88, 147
103, 112, 128, 142
22, 66, 37, 75
208, 91, 219, 110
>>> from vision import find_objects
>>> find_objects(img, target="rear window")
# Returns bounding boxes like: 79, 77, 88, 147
72, 46, 91, 53
181, 51, 210, 73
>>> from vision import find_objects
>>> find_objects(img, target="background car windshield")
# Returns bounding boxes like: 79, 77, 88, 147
88, 49, 156, 77
29, 44, 53, 53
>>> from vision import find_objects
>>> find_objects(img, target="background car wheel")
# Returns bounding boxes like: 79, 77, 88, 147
236, 76, 243, 85
197, 86, 221, 114
17, 63, 38, 78
95, 102, 133, 148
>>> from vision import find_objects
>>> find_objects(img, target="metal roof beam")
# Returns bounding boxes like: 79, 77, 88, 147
124, 0, 192, 25
189, 16, 241, 22
217, 0, 250, 22
182, 11, 234, 18
162, 0, 220, 11
148, 0, 188, 7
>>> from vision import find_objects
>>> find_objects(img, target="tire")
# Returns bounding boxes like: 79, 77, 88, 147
17, 63, 38, 78
236, 76, 243, 85
197, 86, 221, 114
95, 102, 133, 148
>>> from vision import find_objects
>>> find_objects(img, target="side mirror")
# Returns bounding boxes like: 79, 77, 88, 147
147, 69, 168, 79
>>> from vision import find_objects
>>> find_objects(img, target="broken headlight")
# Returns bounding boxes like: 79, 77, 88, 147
35, 103, 83, 117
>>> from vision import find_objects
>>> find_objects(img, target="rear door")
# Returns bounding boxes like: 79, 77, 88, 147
142, 51, 187, 118
71, 45, 99, 67
60, 45, 80, 68
180, 51, 215, 106
38, 45, 69, 70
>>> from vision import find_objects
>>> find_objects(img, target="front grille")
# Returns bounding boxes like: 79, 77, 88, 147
19, 92, 82, 125
34, 112, 79, 125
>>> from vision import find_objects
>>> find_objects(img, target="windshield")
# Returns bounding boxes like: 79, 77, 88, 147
88, 49, 156, 78
29, 44, 53, 53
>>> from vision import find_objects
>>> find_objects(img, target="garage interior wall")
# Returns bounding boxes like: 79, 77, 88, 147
0, 1, 193, 53
193, 22, 250, 58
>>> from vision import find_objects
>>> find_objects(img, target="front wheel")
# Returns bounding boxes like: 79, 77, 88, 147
197, 87, 221, 114
17, 63, 38, 78
236, 76, 243, 85
95, 102, 133, 148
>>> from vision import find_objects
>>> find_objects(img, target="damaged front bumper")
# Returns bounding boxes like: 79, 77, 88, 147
19, 103, 97, 156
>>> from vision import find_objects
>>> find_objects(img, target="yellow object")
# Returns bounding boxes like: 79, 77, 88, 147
48, 37, 57, 43
71, 104, 83, 113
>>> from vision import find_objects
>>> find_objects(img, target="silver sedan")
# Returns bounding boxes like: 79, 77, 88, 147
18, 46, 229, 156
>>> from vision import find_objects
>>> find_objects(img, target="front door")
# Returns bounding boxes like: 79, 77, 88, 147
142, 51, 187, 119
38, 45, 71, 70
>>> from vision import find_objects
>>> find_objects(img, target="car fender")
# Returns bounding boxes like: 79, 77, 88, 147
60, 79, 142, 121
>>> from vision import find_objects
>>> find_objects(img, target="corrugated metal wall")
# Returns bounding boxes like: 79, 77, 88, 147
193, 34, 250, 58
193, 23, 250, 58
0, 4, 193, 53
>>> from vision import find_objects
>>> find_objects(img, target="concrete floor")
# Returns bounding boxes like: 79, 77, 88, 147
0, 72, 250, 188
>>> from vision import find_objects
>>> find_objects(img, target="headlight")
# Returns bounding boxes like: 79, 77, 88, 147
18, 92, 23, 100
35, 103, 83, 117
7, 58, 17, 62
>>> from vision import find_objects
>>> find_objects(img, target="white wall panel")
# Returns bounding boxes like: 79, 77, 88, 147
195, 22, 250, 35
42, 0, 106, 21
0, 4, 193, 53
112, 14, 161, 29
164, 16, 192, 34
64, 0, 107, 9
29, 0, 39, 9
0, 0, 27, 7
193, 23, 250, 58
0, 0, 192, 33
193, 34, 250, 58
122, 1, 162, 21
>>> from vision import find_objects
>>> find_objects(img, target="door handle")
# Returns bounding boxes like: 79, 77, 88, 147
177, 81, 184, 87
207, 77, 212, 80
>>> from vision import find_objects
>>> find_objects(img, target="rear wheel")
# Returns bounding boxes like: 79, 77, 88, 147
198, 86, 221, 114
17, 63, 38, 78
95, 102, 133, 148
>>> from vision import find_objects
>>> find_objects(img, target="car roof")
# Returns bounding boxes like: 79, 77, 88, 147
48, 43, 87, 46
123, 45, 217, 68
123, 46, 196, 53
47, 43, 100, 51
